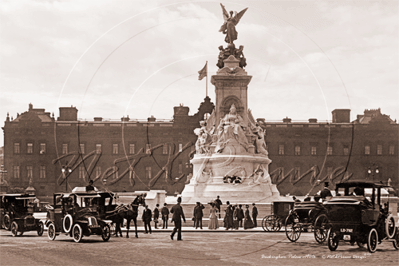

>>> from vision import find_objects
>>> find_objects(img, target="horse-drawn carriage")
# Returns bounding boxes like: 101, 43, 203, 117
0, 194, 44, 237
262, 201, 294, 232
324, 181, 398, 253
45, 187, 112, 243
285, 200, 327, 243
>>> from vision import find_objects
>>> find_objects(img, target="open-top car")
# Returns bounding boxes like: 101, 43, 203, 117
45, 187, 112, 243
325, 181, 398, 253
0, 194, 44, 237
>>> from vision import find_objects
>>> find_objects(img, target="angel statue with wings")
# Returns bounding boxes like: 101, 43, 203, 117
219, 3, 248, 44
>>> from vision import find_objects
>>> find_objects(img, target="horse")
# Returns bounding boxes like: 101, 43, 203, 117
108, 194, 146, 238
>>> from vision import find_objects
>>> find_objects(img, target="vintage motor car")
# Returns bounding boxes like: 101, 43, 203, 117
325, 181, 398, 253
0, 194, 44, 237
262, 200, 294, 232
45, 187, 111, 243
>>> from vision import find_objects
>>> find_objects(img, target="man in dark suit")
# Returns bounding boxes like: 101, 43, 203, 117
320, 182, 332, 200
153, 204, 159, 229
224, 201, 233, 230
252, 203, 258, 227
170, 197, 186, 240
142, 205, 152, 234
161, 203, 169, 229
215, 196, 222, 218
193, 202, 205, 229
237, 204, 244, 228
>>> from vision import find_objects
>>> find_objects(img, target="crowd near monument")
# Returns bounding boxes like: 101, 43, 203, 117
181, 4, 281, 204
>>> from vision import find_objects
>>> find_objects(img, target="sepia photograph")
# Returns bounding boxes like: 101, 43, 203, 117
0, 0, 398, 265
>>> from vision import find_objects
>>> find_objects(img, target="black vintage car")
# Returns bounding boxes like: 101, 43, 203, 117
45, 187, 112, 243
325, 181, 398, 253
0, 194, 44, 237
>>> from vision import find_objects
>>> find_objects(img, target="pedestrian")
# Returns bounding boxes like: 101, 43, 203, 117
170, 197, 186, 241
214, 196, 223, 218
153, 204, 159, 229
244, 205, 254, 229
237, 204, 244, 228
86, 180, 95, 192
320, 182, 332, 200
224, 201, 234, 230
193, 202, 205, 229
208, 203, 219, 230
252, 203, 258, 227
142, 205, 152, 234
233, 204, 239, 230
161, 203, 169, 229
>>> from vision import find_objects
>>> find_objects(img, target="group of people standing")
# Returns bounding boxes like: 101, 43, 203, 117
222, 200, 258, 230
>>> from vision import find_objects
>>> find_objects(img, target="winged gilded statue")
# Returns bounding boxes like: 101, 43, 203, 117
219, 3, 248, 44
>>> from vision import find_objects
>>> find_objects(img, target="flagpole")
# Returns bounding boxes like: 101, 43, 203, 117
206, 61, 208, 97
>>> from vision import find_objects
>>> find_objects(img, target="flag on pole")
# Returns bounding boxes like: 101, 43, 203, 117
198, 62, 207, 80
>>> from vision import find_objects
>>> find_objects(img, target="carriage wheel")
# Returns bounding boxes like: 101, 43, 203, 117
393, 230, 399, 250
385, 216, 396, 239
72, 224, 83, 243
102, 224, 111, 242
262, 215, 281, 232
37, 221, 44, 236
313, 214, 329, 244
327, 228, 339, 251
11, 221, 19, 237
3, 214, 11, 230
367, 228, 378, 253
285, 215, 301, 242
47, 223, 56, 241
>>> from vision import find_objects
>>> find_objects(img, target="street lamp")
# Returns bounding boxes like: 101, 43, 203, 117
62, 165, 72, 192
367, 164, 379, 182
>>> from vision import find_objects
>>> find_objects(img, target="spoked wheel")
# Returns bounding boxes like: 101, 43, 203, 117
367, 228, 378, 253
263, 215, 281, 232
385, 216, 396, 239
327, 228, 339, 251
47, 223, 56, 241
3, 214, 11, 230
11, 221, 19, 237
285, 214, 301, 242
102, 224, 111, 242
313, 214, 329, 244
393, 230, 399, 250
37, 221, 44, 236
72, 224, 83, 243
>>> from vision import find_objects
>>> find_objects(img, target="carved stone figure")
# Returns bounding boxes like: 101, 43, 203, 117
194, 121, 212, 154
254, 124, 268, 155
234, 45, 247, 68
215, 104, 249, 153
219, 4, 248, 44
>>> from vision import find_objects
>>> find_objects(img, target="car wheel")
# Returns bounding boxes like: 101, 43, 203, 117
3, 214, 11, 230
63, 214, 73, 233
314, 214, 329, 244
72, 224, 83, 243
385, 215, 396, 239
285, 214, 301, 242
327, 228, 339, 251
367, 228, 378, 253
102, 224, 111, 242
47, 223, 56, 241
37, 221, 44, 236
11, 221, 18, 237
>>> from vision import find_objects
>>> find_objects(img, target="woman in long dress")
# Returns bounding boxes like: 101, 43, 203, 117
208, 203, 219, 230
243, 205, 254, 229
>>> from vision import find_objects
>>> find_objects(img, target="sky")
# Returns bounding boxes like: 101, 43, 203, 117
1, 0, 398, 147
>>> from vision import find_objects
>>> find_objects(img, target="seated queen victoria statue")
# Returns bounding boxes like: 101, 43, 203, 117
215, 104, 249, 153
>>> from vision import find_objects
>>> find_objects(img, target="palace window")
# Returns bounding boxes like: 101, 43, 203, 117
179, 143, 183, 152
294, 167, 300, 178
40, 143, 46, 154
95, 166, 101, 178
163, 144, 168, 154
146, 144, 151, 154
14, 143, 20, 154
27, 165, 33, 180
294, 146, 301, 156
365, 145, 370, 155
178, 163, 183, 174
40, 166, 46, 179
145, 167, 152, 179
96, 144, 102, 154
377, 145, 382, 155
389, 145, 395, 155
327, 167, 333, 175
13, 166, 20, 179
278, 145, 284, 155
311, 146, 317, 155
343, 146, 349, 156
327, 146, 333, 155
129, 144, 135, 154
27, 143, 33, 154
80, 144, 85, 154
113, 144, 119, 154
62, 144, 68, 154
79, 166, 86, 179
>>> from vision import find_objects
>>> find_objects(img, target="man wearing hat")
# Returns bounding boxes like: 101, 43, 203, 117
170, 197, 186, 240
320, 182, 332, 200
193, 202, 205, 229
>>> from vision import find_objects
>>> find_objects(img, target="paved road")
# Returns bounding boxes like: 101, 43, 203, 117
0, 229, 397, 266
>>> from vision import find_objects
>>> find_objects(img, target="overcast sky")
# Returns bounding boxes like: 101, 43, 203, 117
1, 0, 398, 147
